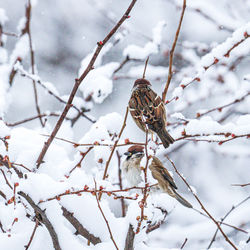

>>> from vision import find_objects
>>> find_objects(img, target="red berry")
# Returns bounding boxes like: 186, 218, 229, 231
214, 58, 219, 64
124, 138, 130, 144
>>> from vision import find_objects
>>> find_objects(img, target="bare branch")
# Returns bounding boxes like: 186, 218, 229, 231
116, 150, 126, 217
231, 183, 250, 187
196, 92, 250, 118
24, 0, 44, 127
124, 224, 135, 250
94, 180, 119, 250
102, 107, 129, 180
180, 238, 188, 249
142, 56, 149, 79
18, 191, 62, 250
25, 218, 39, 250
62, 206, 101, 245
207, 196, 250, 249
36, 0, 137, 168
162, 0, 186, 102
165, 155, 238, 250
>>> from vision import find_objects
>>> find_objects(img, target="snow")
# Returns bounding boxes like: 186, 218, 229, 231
123, 21, 166, 60
80, 62, 119, 104
127, 64, 168, 79
0, 8, 8, 25
10, 34, 29, 64
0, 65, 10, 117
185, 115, 250, 136
0, 1, 250, 249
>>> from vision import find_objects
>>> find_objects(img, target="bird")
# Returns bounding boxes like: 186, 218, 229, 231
149, 156, 192, 208
128, 78, 174, 148
122, 145, 144, 187
122, 146, 192, 208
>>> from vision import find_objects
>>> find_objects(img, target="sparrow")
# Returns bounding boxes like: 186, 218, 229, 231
149, 156, 192, 208
122, 146, 192, 208
128, 78, 174, 148
122, 145, 144, 187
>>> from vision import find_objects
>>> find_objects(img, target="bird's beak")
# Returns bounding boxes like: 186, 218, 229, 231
124, 152, 131, 156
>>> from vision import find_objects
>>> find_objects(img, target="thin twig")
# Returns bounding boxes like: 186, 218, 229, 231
136, 130, 150, 234
36, 0, 137, 168
180, 238, 188, 249
165, 155, 238, 250
18, 191, 62, 250
98, 108, 129, 201
25, 0, 44, 127
102, 107, 129, 180
68, 147, 93, 174
116, 151, 126, 217
192, 208, 248, 234
25, 218, 39, 250
207, 196, 250, 249
94, 180, 119, 250
162, 0, 186, 102
231, 183, 250, 187
142, 56, 149, 79
196, 92, 250, 118
5, 112, 63, 127
15, 64, 95, 124
113, 56, 142, 74
0, 169, 13, 190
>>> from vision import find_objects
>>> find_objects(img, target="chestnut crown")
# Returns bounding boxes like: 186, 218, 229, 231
127, 145, 144, 153
133, 78, 151, 88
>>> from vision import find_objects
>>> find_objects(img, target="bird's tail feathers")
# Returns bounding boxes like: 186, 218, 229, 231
157, 128, 175, 148
174, 191, 192, 208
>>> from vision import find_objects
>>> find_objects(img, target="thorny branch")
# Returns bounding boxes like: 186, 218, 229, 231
36, 0, 138, 168
162, 0, 186, 102
165, 155, 238, 250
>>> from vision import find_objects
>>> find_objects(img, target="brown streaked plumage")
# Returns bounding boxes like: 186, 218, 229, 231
149, 156, 192, 208
129, 78, 174, 148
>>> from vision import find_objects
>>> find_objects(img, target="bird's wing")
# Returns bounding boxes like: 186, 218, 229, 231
159, 168, 177, 189
152, 157, 177, 189
129, 87, 166, 131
